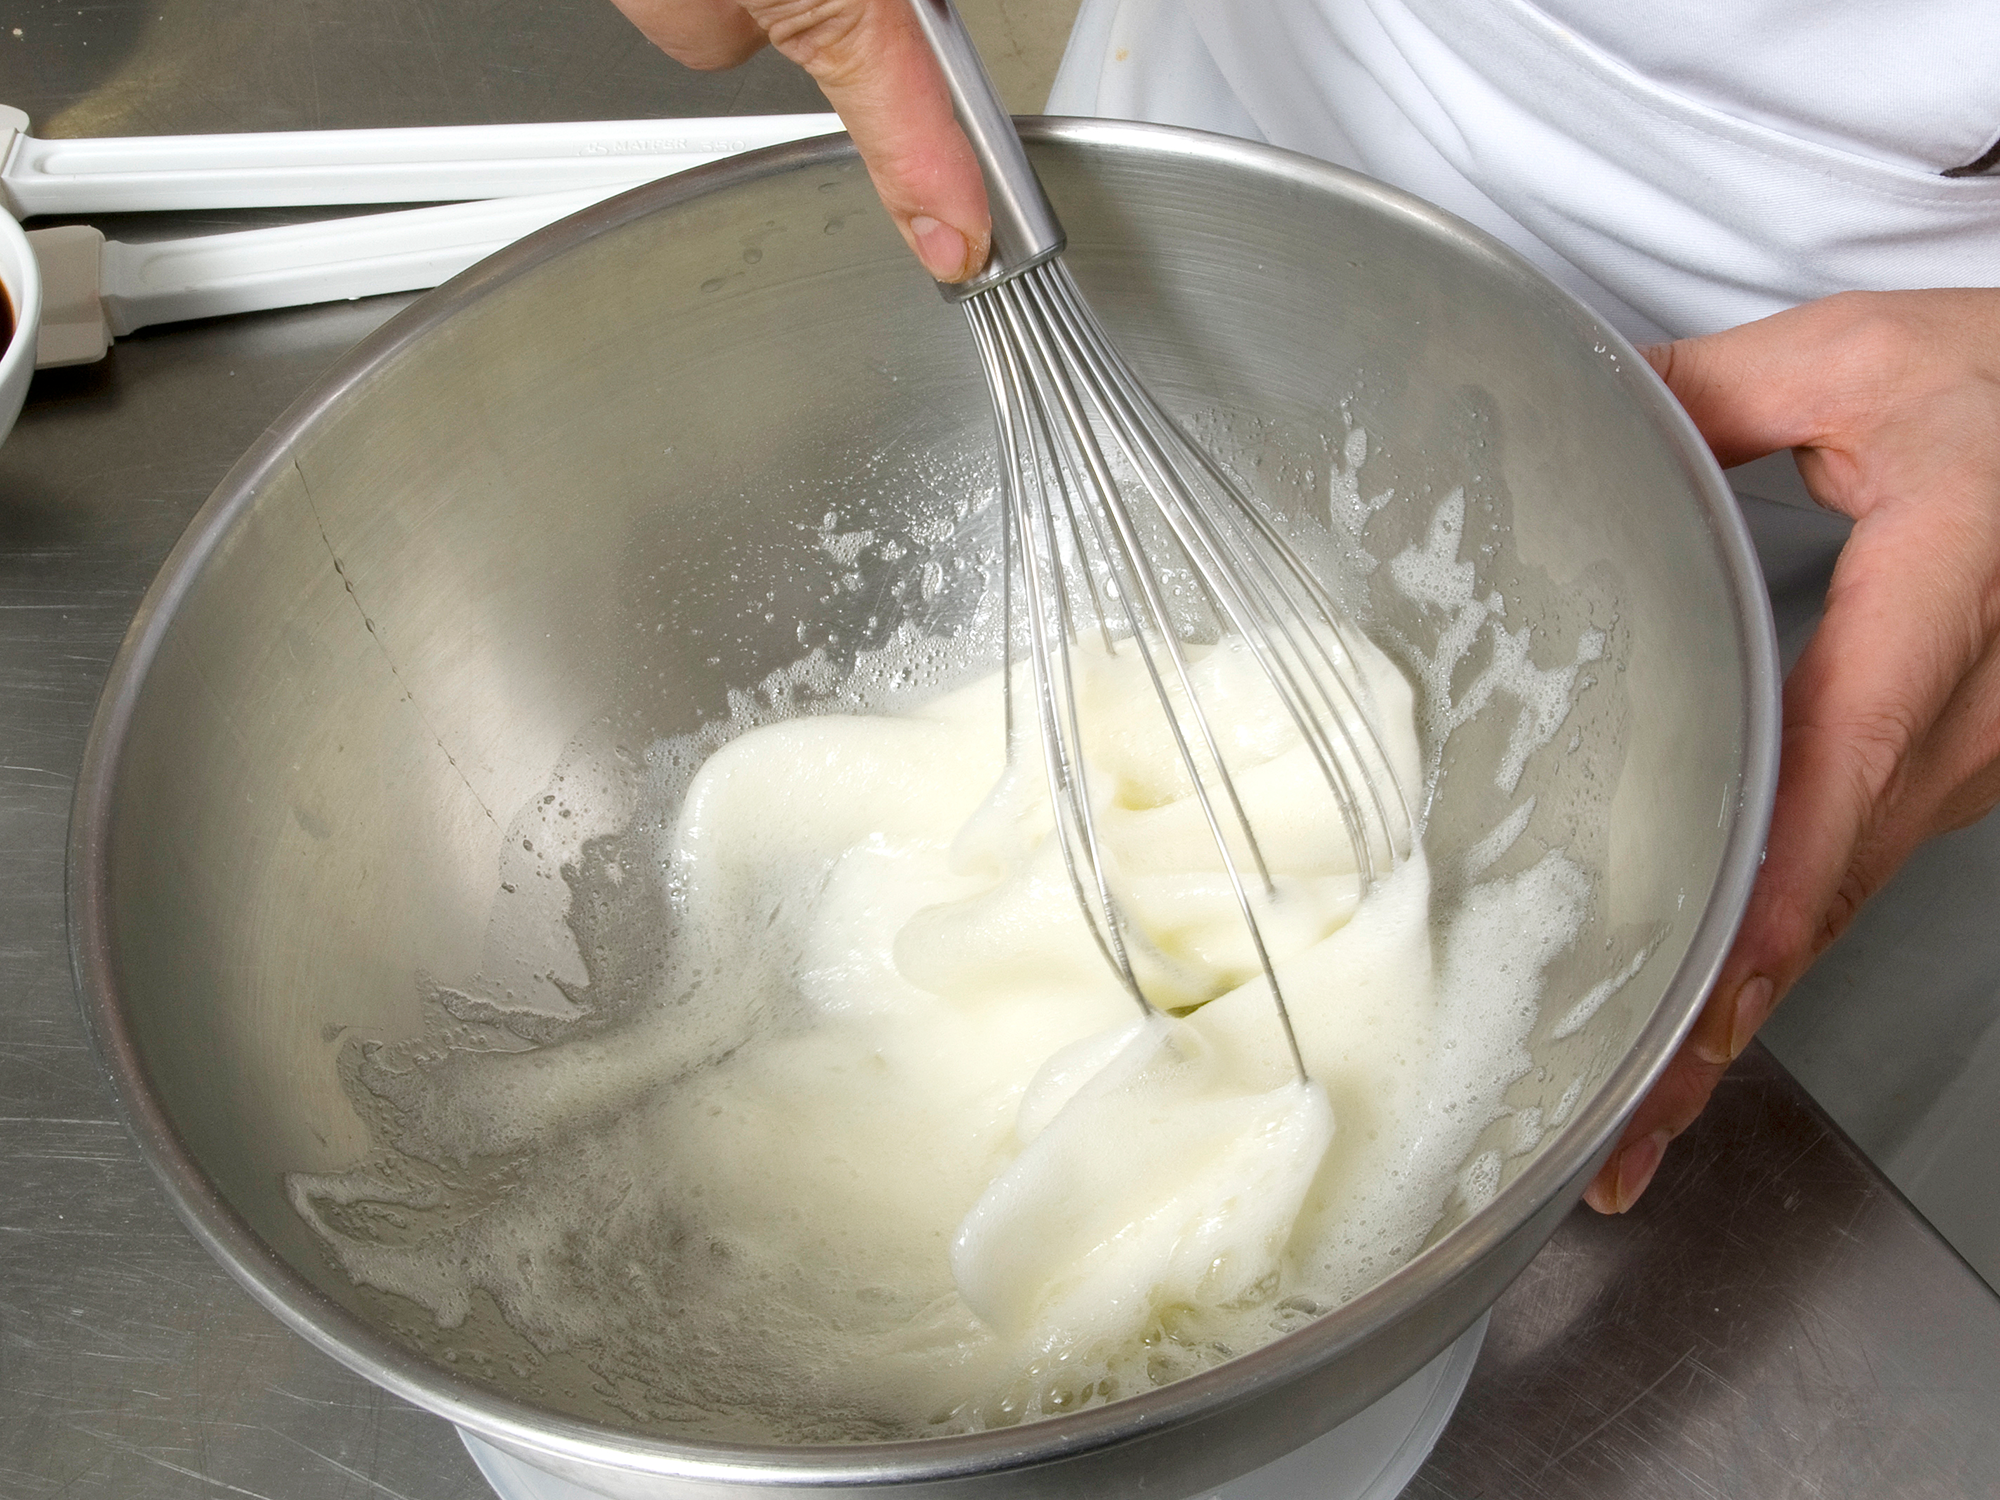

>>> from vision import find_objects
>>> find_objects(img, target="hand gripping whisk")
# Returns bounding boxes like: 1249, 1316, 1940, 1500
908, 0, 1415, 1077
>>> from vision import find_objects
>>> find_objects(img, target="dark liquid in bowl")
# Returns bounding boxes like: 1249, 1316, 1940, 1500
1, 278, 12, 355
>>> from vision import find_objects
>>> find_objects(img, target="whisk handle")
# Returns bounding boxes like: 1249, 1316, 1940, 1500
905, 0, 1066, 300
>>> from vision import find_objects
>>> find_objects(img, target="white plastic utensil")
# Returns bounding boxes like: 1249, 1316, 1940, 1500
0, 105, 837, 217
28, 185, 634, 367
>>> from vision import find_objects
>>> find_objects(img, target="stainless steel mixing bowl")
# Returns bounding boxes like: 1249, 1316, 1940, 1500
69, 120, 1777, 1498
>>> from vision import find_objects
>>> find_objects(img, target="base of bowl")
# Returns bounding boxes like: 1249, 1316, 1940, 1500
459, 1312, 1487, 1500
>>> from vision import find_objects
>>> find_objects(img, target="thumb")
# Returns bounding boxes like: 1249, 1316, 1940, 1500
610, 0, 769, 69
1644, 310, 1839, 470
746, 0, 993, 282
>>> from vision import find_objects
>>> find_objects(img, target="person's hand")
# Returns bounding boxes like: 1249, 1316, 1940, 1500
609, 0, 992, 282
1585, 287, 2000, 1213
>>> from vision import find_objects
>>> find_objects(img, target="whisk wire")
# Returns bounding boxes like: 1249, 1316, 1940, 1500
1168, 429, 1418, 861
1026, 354, 1121, 662
999, 275, 1282, 903
1023, 269, 1308, 887
1000, 279, 1302, 1045
903, 0, 1367, 1081
1029, 265, 1411, 887
967, 295, 1148, 1011
1014, 272, 1316, 1078
991, 282, 1224, 1016
1106, 349, 1417, 859
978, 266, 1332, 1080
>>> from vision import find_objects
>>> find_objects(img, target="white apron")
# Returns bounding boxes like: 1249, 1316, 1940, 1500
1046, 0, 2000, 506
1049, 0, 2000, 343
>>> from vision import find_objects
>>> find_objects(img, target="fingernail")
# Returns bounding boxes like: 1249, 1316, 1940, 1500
1728, 975, 1775, 1059
910, 215, 971, 281
1611, 1129, 1671, 1212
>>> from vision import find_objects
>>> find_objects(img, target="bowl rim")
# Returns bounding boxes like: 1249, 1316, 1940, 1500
65, 117, 1780, 1485
0, 208, 44, 444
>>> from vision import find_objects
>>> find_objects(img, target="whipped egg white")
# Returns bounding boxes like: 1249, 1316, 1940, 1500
291, 604, 1594, 1440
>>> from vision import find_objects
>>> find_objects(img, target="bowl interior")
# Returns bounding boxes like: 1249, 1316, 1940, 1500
77, 126, 1768, 1482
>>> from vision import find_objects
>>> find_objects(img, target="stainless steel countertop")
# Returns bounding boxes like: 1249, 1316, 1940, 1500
4, 3, 1998, 1496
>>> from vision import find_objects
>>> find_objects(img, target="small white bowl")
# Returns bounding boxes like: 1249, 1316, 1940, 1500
0, 210, 43, 446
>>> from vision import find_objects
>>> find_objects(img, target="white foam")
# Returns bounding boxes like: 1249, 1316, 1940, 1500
1550, 943, 1654, 1041
1465, 796, 1536, 878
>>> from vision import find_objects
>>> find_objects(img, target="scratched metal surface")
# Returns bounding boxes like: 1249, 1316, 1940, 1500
1418, 1045, 2000, 1498
3, 3, 1999, 1498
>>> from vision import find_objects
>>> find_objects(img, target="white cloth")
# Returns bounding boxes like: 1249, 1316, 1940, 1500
1048, 0, 2000, 347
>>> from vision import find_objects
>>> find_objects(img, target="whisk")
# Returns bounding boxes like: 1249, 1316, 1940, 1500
908, 0, 1415, 1074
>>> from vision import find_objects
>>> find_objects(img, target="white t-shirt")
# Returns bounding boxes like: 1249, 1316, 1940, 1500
1049, 0, 2000, 345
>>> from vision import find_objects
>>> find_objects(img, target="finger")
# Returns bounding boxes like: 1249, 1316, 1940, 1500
610, 0, 768, 69
1602, 291, 2000, 1215
1907, 634, 2000, 835
1645, 314, 1832, 469
1589, 505, 1987, 1215
1582, 1041, 1730, 1212
1735, 490, 1999, 969
746, 0, 991, 281
1644, 293, 1926, 475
